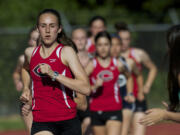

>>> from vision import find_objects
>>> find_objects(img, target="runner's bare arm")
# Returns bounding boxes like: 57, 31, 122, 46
20, 47, 34, 103
74, 92, 87, 111
85, 60, 103, 92
140, 49, 157, 94
13, 55, 24, 91
130, 59, 145, 101
136, 74, 145, 101
53, 46, 90, 95
85, 60, 94, 76
140, 109, 180, 126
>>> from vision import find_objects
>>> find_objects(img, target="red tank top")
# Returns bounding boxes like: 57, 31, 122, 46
89, 58, 122, 112
87, 38, 96, 54
128, 48, 142, 98
30, 44, 76, 122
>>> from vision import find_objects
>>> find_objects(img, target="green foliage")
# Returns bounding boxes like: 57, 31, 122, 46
0, 0, 177, 27
0, 34, 27, 115
143, 0, 172, 13
145, 71, 168, 108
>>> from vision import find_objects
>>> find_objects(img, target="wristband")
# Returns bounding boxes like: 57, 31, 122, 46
52, 71, 59, 81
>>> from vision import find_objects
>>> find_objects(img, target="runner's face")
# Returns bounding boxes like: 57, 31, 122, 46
110, 38, 122, 58
28, 30, 39, 47
90, 20, 106, 37
38, 13, 61, 46
72, 30, 87, 51
118, 31, 131, 52
96, 37, 111, 59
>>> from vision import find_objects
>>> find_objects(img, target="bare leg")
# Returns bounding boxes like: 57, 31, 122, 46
22, 111, 33, 134
106, 120, 121, 135
34, 131, 53, 135
92, 126, 106, 135
121, 109, 133, 135
132, 112, 146, 135
81, 117, 91, 135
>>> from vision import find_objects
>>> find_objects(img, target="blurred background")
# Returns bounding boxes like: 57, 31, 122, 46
0, 0, 180, 133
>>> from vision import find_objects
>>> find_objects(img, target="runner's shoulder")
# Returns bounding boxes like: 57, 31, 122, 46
132, 47, 147, 57
24, 46, 36, 58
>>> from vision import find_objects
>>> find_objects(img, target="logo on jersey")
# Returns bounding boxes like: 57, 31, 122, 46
110, 66, 115, 71
97, 70, 113, 82
49, 59, 56, 63
33, 64, 48, 77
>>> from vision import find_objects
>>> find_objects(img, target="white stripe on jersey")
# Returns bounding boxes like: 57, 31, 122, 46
93, 59, 97, 68
60, 69, 71, 109
32, 47, 39, 57
131, 49, 136, 58
114, 83, 120, 103
31, 80, 36, 110
56, 46, 62, 58
113, 58, 117, 66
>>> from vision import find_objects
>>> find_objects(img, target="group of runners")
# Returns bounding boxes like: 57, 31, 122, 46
12, 9, 180, 135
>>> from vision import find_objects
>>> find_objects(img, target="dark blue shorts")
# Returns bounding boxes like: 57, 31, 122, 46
120, 85, 136, 111
90, 110, 122, 126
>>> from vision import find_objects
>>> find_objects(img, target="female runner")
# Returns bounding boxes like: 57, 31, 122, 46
87, 16, 106, 56
110, 35, 144, 135
20, 9, 90, 135
115, 22, 157, 135
85, 31, 135, 135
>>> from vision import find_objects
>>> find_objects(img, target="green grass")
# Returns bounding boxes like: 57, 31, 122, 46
0, 115, 25, 131
144, 71, 169, 108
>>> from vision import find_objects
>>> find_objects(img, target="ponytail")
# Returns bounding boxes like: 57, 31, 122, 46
58, 30, 78, 53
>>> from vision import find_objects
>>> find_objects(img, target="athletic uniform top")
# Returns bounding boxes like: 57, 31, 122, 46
128, 48, 142, 98
87, 38, 96, 54
30, 44, 77, 122
89, 58, 122, 112
117, 57, 129, 91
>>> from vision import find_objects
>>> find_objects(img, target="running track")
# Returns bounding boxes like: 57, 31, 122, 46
0, 123, 179, 135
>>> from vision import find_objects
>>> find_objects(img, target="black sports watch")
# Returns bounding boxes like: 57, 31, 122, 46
52, 71, 59, 81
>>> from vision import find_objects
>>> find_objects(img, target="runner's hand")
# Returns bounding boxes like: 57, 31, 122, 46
22, 104, 32, 116
124, 94, 135, 103
143, 85, 151, 94
39, 63, 54, 77
139, 108, 167, 126
20, 89, 30, 103
137, 92, 145, 101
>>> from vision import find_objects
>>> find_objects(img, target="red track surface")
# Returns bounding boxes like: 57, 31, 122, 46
0, 123, 179, 135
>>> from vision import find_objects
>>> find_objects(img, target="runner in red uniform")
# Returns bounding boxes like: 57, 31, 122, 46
86, 31, 135, 135
110, 35, 144, 135
115, 22, 157, 135
20, 9, 90, 135
87, 16, 106, 56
